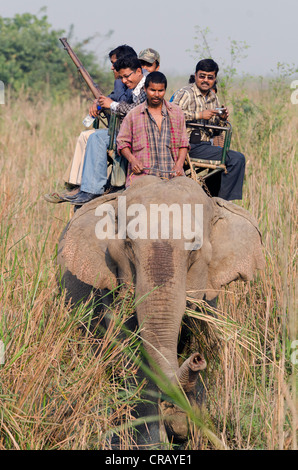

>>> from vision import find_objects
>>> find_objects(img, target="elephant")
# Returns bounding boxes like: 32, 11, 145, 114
57, 175, 264, 448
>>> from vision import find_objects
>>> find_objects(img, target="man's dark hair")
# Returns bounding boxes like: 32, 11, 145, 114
109, 45, 137, 60
211, 81, 218, 93
195, 59, 219, 76
114, 55, 142, 72
145, 71, 167, 89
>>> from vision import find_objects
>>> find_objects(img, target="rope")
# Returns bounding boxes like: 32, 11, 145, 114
128, 167, 178, 185
142, 166, 176, 174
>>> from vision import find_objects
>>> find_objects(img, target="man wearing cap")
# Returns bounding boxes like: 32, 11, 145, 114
138, 48, 160, 73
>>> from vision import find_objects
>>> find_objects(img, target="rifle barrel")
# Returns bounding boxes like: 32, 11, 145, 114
59, 37, 102, 99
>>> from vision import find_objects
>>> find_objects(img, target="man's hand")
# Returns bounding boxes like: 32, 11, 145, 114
89, 99, 101, 117
98, 95, 113, 109
219, 107, 229, 120
120, 148, 143, 174
201, 109, 219, 120
130, 156, 144, 174
172, 161, 184, 176
173, 148, 187, 177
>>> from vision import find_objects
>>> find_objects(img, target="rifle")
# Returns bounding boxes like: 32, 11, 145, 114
59, 37, 109, 127
59, 37, 102, 100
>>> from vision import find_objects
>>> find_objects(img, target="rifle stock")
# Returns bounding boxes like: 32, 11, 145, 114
59, 37, 102, 99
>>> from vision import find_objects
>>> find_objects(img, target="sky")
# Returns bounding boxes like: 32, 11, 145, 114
1, 0, 298, 77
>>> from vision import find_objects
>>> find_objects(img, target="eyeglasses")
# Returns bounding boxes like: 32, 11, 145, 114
197, 73, 216, 81
120, 71, 135, 80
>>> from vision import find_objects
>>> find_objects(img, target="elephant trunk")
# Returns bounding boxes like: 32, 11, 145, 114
175, 352, 206, 392
134, 241, 206, 394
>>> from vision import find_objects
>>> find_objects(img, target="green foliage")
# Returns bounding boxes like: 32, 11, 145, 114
269, 61, 298, 95
232, 94, 255, 122
231, 65, 297, 162
0, 11, 114, 100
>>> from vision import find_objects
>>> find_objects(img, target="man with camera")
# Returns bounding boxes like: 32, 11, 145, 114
173, 59, 245, 201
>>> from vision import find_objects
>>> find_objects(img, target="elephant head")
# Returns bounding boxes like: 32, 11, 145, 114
58, 176, 264, 442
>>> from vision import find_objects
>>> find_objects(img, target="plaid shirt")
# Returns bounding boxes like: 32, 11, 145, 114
173, 83, 224, 140
145, 101, 173, 177
117, 99, 189, 186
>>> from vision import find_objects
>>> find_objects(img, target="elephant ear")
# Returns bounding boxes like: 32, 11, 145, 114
57, 194, 119, 292
206, 198, 265, 300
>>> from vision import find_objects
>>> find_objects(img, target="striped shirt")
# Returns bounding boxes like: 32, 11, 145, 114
173, 83, 224, 141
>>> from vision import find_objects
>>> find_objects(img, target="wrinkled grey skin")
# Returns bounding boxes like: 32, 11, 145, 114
58, 176, 264, 447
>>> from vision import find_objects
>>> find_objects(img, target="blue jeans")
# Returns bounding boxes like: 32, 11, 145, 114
80, 129, 110, 195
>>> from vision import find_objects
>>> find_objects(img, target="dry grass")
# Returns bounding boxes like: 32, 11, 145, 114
0, 81, 296, 449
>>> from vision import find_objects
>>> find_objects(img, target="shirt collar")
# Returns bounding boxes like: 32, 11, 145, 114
144, 100, 168, 116
132, 75, 146, 99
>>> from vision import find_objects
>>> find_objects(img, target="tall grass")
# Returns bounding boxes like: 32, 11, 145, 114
0, 80, 296, 449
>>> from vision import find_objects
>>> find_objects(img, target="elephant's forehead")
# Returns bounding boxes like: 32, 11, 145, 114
66, 178, 213, 233
125, 190, 205, 209
127, 178, 204, 202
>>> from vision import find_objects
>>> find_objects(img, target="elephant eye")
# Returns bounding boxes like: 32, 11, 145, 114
188, 249, 198, 269
124, 239, 135, 262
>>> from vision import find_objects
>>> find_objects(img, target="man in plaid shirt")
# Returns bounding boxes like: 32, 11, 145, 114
117, 72, 189, 187
65, 55, 148, 206
173, 59, 245, 201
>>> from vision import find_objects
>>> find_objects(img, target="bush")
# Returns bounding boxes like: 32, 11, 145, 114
0, 11, 113, 101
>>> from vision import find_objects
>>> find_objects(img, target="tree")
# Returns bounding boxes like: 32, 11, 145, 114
187, 26, 250, 103
0, 11, 114, 100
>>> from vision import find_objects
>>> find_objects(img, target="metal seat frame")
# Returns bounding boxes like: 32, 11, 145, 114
184, 121, 232, 182
93, 115, 233, 187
